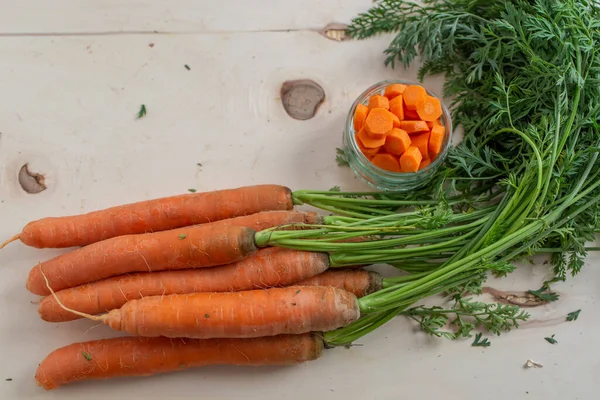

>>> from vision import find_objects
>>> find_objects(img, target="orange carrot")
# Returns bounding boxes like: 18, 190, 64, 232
0, 185, 292, 249
364, 108, 394, 139
391, 112, 401, 128
403, 85, 427, 110
357, 128, 386, 148
384, 128, 412, 156
39, 248, 330, 322
36, 334, 323, 390
420, 158, 432, 170
27, 224, 258, 296
399, 121, 430, 135
389, 95, 404, 121
426, 118, 442, 129
371, 154, 401, 173
353, 103, 369, 131
416, 95, 443, 121
400, 146, 423, 173
211, 210, 321, 231
429, 124, 446, 159
356, 134, 381, 157
404, 108, 421, 120
411, 131, 430, 159
368, 94, 389, 110
50, 286, 360, 339
384, 84, 407, 99
293, 269, 382, 298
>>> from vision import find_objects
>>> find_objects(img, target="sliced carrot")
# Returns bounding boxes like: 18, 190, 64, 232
364, 108, 394, 139
355, 133, 380, 157
384, 84, 407, 99
416, 95, 443, 121
426, 118, 442, 129
384, 128, 411, 156
389, 95, 404, 121
403, 85, 427, 110
357, 128, 386, 149
411, 131, 430, 159
391, 112, 401, 128
368, 95, 389, 111
399, 146, 423, 173
371, 153, 401, 173
399, 120, 430, 135
353, 103, 369, 131
404, 108, 420, 120
429, 124, 446, 159
419, 158, 432, 170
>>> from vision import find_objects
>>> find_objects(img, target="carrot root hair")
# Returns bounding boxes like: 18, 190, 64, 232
38, 264, 105, 323
0, 234, 20, 249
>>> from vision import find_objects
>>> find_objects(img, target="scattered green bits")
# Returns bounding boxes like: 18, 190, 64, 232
544, 334, 558, 345
188, 188, 197, 193
471, 332, 491, 347
566, 309, 581, 321
136, 104, 147, 119
184, 64, 191, 70
82, 352, 93, 361
178, 234, 187, 240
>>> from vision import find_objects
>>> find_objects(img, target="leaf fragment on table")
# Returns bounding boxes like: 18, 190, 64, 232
566, 309, 581, 321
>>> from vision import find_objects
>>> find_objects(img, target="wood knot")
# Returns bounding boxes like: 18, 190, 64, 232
281, 80, 325, 120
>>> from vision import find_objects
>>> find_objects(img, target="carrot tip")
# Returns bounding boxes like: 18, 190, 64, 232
0, 234, 20, 249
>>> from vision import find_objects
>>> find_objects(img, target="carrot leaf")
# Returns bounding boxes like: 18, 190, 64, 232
566, 309, 581, 322
188, 188, 197, 193
178, 234, 187, 240
82, 352, 93, 361
136, 104, 147, 119
335, 148, 349, 167
471, 333, 491, 347
544, 334, 558, 345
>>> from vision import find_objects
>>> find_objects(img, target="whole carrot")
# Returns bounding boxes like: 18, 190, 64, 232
1, 184, 293, 249
27, 224, 258, 296
292, 269, 382, 298
39, 247, 330, 322
36, 334, 323, 390
49, 285, 360, 339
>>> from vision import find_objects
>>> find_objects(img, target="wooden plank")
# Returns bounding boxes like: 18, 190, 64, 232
0, 0, 371, 34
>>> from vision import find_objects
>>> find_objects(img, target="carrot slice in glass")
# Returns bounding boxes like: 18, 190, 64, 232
353, 104, 369, 131
355, 133, 380, 157
429, 124, 446, 159
411, 132, 430, 160
403, 85, 427, 110
357, 128, 386, 148
364, 108, 394, 139
371, 153, 401, 173
399, 121, 429, 135
384, 84, 407, 99
416, 95, 443, 121
399, 146, 423, 173
368, 95, 389, 111
384, 128, 411, 156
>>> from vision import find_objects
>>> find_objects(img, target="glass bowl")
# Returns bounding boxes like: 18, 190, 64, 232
343, 79, 452, 192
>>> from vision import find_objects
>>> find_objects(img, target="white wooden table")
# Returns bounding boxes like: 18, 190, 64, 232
1, 1, 598, 399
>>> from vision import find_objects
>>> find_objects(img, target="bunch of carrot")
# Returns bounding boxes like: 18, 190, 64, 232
2, 184, 392, 389
353, 83, 446, 172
